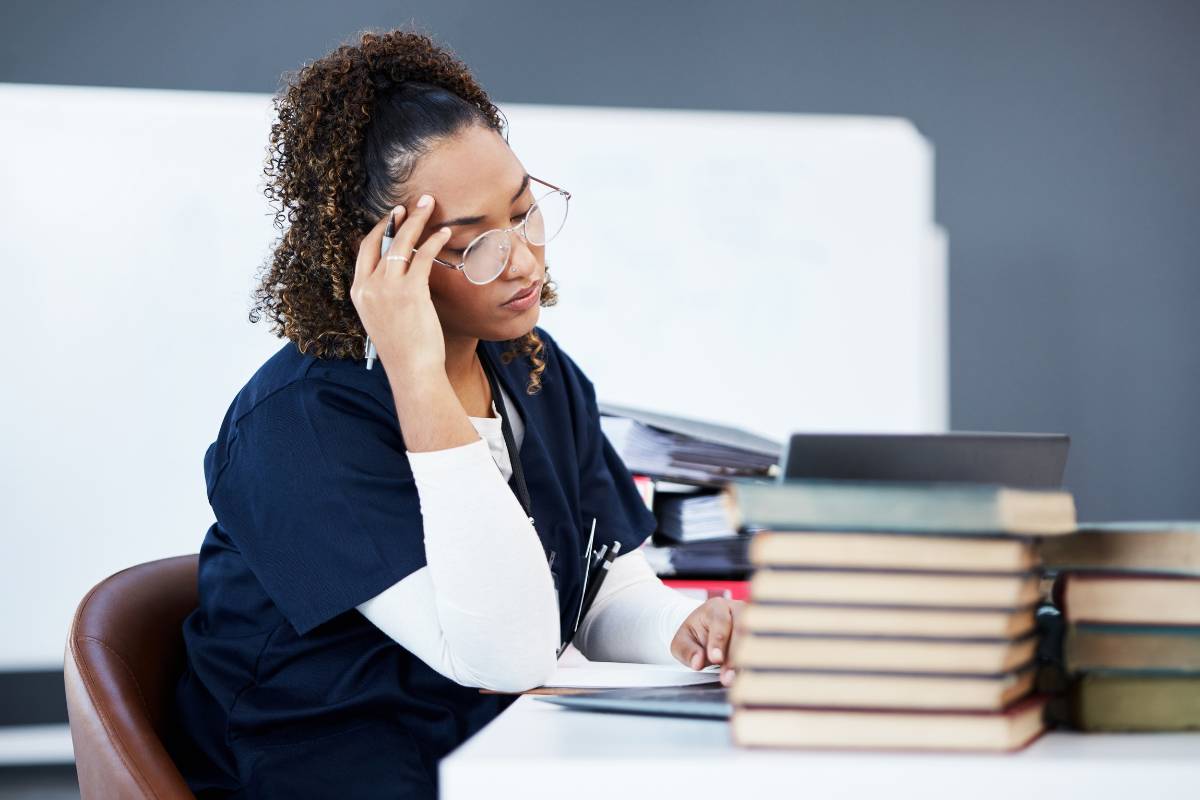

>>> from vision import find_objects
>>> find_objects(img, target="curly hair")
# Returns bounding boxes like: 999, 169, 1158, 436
249, 26, 558, 393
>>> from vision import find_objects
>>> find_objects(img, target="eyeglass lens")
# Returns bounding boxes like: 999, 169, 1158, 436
460, 188, 569, 284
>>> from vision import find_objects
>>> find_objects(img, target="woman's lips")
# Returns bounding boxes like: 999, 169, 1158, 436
501, 280, 541, 311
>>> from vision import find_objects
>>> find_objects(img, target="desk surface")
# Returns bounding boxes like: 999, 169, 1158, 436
441, 693, 1200, 799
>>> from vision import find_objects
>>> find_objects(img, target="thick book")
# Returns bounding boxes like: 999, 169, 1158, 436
731, 694, 1048, 752
729, 665, 1037, 711
729, 631, 1037, 674
726, 479, 1077, 535
1039, 521, 1200, 575
1054, 572, 1200, 625
1064, 623, 1200, 674
741, 602, 1038, 639
749, 530, 1037, 572
1069, 674, 1200, 731
750, 567, 1042, 608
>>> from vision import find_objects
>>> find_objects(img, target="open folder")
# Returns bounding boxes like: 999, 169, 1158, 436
598, 401, 782, 487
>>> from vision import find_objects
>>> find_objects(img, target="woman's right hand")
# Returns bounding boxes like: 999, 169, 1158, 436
351, 195, 455, 378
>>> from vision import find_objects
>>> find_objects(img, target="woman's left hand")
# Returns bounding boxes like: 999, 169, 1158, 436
670, 598, 747, 686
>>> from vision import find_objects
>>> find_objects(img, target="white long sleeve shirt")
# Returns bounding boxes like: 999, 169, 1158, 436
356, 379, 704, 693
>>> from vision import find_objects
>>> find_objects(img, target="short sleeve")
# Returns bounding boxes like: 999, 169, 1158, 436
208, 378, 426, 636
546, 331, 658, 554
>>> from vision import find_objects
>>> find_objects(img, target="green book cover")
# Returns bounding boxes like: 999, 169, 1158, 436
727, 479, 1076, 535
1070, 674, 1200, 731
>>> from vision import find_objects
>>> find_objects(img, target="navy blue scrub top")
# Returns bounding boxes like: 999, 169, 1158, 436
167, 325, 657, 799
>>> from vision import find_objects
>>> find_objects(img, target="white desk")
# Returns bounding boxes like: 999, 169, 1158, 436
441, 693, 1200, 799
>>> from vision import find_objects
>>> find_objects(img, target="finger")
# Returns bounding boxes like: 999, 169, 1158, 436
672, 629, 708, 671
407, 224, 453, 282
381, 207, 416, 277
729, 599, 747, 636
352, 211, 391, 292
379, 205, 412, 271
391, 193, 439, 268
728, 604, 746, 663
720, 663, 737, 687
703, 601, 734, 665
352, 209, 399, 320
721, 608, 743, 686
355, 208, 398, 284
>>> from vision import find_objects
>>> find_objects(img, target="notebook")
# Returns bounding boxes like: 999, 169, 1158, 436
535, 682, 732, 719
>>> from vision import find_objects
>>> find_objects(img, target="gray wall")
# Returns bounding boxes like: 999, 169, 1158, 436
4, 0, 1197, 521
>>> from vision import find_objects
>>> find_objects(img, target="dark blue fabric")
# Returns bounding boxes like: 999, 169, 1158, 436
168, 326, 657, 799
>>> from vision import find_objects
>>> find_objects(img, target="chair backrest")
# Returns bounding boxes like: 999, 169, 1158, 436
65, 555, 199, 799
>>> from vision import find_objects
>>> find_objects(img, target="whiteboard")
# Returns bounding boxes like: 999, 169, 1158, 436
0, 83, 945, 669
507, 103, 947, 439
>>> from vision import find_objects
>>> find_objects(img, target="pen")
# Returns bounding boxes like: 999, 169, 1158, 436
572, 518, 598, 634
590, 543, 608, 572
578, 540, 620, 628
364, 213, 395, 370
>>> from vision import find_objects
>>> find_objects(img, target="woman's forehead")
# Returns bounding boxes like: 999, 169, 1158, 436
407, 127, 526, 215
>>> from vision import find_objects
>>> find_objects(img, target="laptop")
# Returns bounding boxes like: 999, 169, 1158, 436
780, 431, 1070, 489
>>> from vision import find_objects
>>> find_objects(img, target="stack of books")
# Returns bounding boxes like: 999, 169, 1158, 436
599, 402, 780, 590
724, 478, 1078, 752
1040, 521, 1200, 732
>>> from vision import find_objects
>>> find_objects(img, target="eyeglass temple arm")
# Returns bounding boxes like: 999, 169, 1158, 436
530, 174, 570, 198
403, 246, 462, 270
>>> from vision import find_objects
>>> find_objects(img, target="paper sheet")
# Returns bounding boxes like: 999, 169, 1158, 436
540, 660, 722, 689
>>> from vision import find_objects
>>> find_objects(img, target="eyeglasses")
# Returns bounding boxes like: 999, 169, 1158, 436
406, 175, 570, 285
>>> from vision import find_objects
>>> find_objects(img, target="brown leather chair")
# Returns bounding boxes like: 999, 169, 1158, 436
65, 554, 199, 799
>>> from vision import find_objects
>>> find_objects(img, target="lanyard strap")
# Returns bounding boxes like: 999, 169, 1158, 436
478, 349, 534, 525
479, 348, 572, 656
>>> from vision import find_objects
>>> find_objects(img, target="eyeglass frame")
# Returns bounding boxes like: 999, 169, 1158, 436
397, 175, 571, 284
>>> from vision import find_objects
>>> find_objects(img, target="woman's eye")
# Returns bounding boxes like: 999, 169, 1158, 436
443, 205, 534, 253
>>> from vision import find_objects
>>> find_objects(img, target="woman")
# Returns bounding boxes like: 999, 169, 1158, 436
168, 27, 744, 798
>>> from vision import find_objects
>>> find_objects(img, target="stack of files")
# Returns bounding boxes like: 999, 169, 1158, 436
656, 490, 740, 542
598, 401, 782, 486
1041, 521, 1200, 732
640, 535, 755, 580
598, 403, 779, 581
646, 482, 761, 577
723, 478, 1078, 752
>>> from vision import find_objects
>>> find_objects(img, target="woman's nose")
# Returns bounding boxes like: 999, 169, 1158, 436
505, 233, 540, 278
